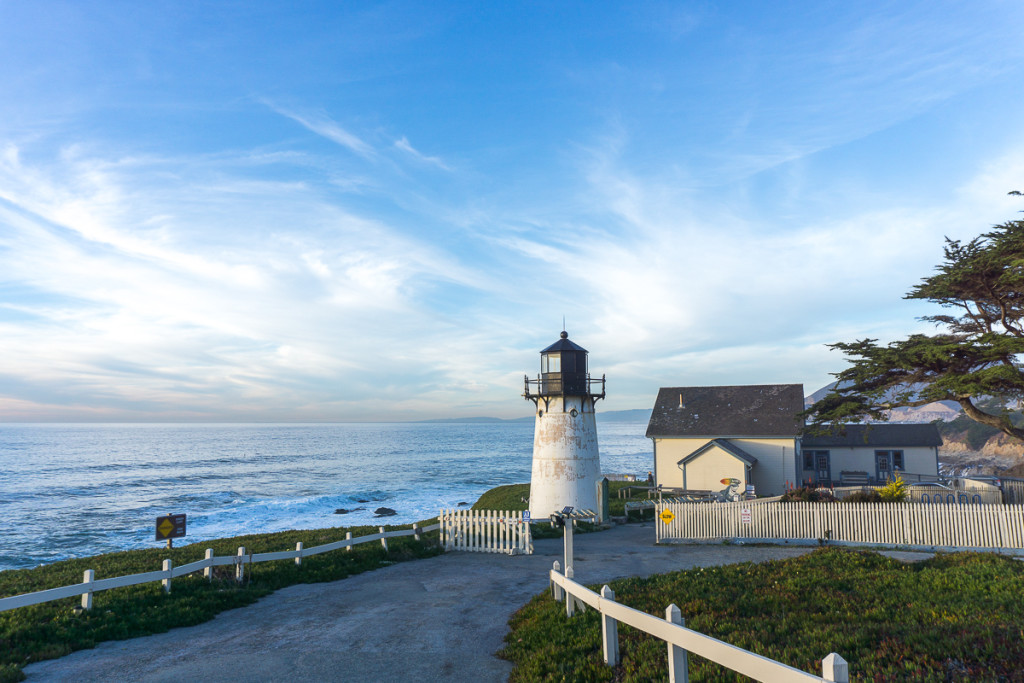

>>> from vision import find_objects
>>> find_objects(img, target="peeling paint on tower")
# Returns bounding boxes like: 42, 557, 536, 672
523, 331, 605, 518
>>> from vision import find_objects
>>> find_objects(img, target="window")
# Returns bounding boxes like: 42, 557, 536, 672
544, 353, 561, 373
803, 450, 829, 470
874, 450, 905, 471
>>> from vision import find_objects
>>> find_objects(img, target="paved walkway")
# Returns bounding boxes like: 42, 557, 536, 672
23, 524, 930, 682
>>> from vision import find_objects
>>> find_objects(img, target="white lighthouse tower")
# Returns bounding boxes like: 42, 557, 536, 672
523, 331, 605, 519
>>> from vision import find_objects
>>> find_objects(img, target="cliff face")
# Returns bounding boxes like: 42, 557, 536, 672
940, 431, 1024, 459
939, 431, 1024, 476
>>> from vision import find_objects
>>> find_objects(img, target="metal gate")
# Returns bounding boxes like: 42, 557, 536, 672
439, 509, 533, 555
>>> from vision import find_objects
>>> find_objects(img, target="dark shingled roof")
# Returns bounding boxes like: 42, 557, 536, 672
679, 439, 759, 466
540, 332, 588, 354
802, 423, 943, 448
646, 384, 804, 438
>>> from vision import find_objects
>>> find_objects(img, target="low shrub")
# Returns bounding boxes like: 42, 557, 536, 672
843, 489, 883, 503
879, 474, 908, 502
780, 486, 835, 503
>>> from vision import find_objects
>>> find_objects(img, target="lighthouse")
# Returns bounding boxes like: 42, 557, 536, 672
523, 331, 605, 518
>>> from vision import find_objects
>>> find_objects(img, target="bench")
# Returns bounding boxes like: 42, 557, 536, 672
839, 471, 870, 486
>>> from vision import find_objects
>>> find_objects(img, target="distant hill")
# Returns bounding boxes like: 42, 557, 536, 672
416, 408, 651, 424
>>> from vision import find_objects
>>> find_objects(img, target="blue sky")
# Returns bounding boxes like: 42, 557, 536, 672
2, 1, 1024, 421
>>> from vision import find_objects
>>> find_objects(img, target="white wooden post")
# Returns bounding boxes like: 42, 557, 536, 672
822, 653, 849, 683
204, 548, 214, 580
565, 566, 575, 617
162, 559, 172, 593
600, 585, 619, 666
380, 526, 388, 551
235, 547, 246, 583
666, 604, 689, 683
81, 569, 94, 610
295, 541, 303, 566
413, 523, 421, 541
552, 561, 563, 601
564, 519, 574, 574
346, 531, 353, 552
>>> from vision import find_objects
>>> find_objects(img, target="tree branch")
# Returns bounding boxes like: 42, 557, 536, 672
957, 397, 1024, 440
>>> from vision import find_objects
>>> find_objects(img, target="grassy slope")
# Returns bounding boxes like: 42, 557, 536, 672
472, 481, 655, 518
500, 547, 1024, 682
0, 523, 441, 682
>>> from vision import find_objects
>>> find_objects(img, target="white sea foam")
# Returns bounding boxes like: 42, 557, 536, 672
0, 420, 651, 570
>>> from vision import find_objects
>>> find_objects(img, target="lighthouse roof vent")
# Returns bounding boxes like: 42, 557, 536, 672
541, 331, 588, 354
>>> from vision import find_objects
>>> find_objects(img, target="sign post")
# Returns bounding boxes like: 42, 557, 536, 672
155, 513, 186, 549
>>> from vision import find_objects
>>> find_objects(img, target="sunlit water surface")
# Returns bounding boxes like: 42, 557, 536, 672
0, 421, 650, 570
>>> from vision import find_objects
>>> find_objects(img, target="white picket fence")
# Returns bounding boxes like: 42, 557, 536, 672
549, 562, 848, 682
0, 522, 440, 614
439, 509, 533, 555
657, 500, 1024, 551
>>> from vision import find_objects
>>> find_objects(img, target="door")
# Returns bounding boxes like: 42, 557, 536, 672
815, 452, 831, 484
875, 451, 891, 482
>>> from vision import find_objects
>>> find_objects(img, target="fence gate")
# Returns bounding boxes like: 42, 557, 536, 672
439, 509, 533, 555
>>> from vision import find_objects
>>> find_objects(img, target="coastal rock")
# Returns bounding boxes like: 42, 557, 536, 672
457, 502, 469, 507
357, 499, 370, 503
333, 508, 350, 515
374, 507, 397, 517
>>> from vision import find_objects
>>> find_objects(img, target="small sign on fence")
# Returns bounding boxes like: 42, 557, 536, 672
659, 508, 675, 524
522, 510, 530, 522
156, 514, 186, 542
741, 508, 751, 524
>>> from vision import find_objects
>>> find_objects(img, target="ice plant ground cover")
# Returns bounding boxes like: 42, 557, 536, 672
500, 547, 1024, 682
0, 522, 442, 682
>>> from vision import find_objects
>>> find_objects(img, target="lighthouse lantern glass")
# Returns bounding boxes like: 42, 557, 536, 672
544, 353, 560, 373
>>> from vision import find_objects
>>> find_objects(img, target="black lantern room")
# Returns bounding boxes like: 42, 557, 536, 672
524, 331, 605, 404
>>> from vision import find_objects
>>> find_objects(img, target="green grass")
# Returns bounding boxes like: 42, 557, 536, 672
471, 481, 654, 538
500, 547, 1024, 682
472, 481, 654, 518
0, 522, 441, 682
472, 483, 530, 511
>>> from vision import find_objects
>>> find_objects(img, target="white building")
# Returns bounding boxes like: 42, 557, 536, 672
646, 384, 941, 496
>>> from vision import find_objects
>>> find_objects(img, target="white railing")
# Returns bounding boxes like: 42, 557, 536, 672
439, 509, 532, 555
657, 500, 1024, 551
0, 522, 440, 614
549, 562, 848, 682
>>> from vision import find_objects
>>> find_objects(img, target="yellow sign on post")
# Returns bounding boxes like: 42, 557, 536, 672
659, 508, 675, 524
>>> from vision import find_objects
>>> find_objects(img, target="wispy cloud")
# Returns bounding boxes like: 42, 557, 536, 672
262, 101, 375, 160
393, 136, 451, 171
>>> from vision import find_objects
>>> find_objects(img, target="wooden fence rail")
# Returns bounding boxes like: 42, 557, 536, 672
0, 522, 440, 614
549, 563, 848, 682
657, 500, 1024, 551
439, 509, 532, 555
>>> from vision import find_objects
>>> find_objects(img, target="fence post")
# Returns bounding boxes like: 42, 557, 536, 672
414, 523, 421, 541
565, 566, 575, 617
600, 585, 619, 666
346, 531, 353, 553
295, 541, 303, 566
204, 548, 214, 580
162, 559, 172, 593
822, 653, 849, 683
380, 526, 388, 552
666, 604, 689, 683
81, 569, 94, 610
235, 547, 246, 583
551, 561, 563, 601
564, 518, 574, 574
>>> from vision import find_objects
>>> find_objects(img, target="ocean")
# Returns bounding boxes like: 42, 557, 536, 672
0, 420, 652, 571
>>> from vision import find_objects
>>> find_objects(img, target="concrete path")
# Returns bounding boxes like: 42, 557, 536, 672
23, 524, 930, 682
